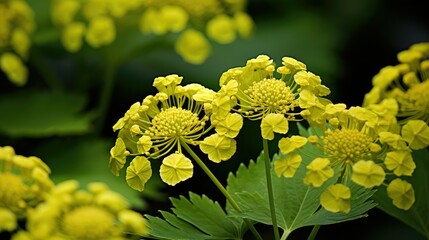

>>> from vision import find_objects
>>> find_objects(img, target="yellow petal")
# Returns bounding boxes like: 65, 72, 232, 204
260, 113, 289, 140
109, 138, 127, 176
320, 184, 351, 213
384, 151, 415, 176
351, 160, 385, 188
274, 153, 302, 178
159, 153, 193, 186
199, 134, 236, 163
401, 120, 429, 150
387, 179, 415, 210
303, 158, 334, 187
126, 156, 152, 192
278, 136, 308, 154
215, 113, 243, 138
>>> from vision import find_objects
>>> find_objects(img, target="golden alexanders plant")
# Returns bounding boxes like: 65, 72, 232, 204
107, 53, 429, 240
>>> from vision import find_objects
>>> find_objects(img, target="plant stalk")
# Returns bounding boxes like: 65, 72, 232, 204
307, 225, 320, 240
181, 140, 263, 240
263, 138, 280, 240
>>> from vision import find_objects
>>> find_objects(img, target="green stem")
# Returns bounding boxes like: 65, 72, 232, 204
180, 140, 263, 240
263, 138, 280, 240
306, 225, 320, 240
93, 61, 118, 135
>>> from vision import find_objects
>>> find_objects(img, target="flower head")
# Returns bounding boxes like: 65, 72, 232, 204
110, 74, 243, 189
0, 146, 53, 233
216, 55, 331, 140
276, 106, 422, 212
14, 180, 148, 239
363, 42, 429, 124
0, 0, 35, 86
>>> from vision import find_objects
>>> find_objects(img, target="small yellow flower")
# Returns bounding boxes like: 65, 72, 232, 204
320, 184, 351, 213
274, 153, 302, 178
363, 42, 429, 123
61, 22, 86, 52
303, 158, 334, 187
200, 133, 237, 163
384, 151, 416, 176
16, 180, 148, 239
233, 12, 254, 38
0, 53, 28, 86
351, 160, 385, 188
214, 112, 243, 138
126, 156, 152, 191
401, 119, 429, 149
109, 138, 129, 176
278, 135, 308, 154
159, 153, 193, 186
85, 15, 116, 48
260, 113, 289, 140
0, 146, 53, 233
206, 14, 236, 44
175, 29, 211, 64
387, 178, 415, 210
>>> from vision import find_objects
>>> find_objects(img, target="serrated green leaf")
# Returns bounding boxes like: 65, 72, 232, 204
372, 149, 429, 239
227, 147, 376, 237
0, 90, 93, 137
146, 192, 246, 240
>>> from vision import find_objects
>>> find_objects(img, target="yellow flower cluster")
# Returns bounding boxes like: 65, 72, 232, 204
363, 42, 429, 124
275, 105, 429, 213
110, 74, 243, 190
0, 146, 53, 233
51, 0, 254, 64
0, 0, 34, 86
13, 180, 147, 240
216, 55, 331, 140
51, 0, 141, 52
140, 0, 253, 64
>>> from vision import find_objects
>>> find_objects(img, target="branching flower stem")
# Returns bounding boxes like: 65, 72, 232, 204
263, 138, 280, 240
180, 140, 263, 240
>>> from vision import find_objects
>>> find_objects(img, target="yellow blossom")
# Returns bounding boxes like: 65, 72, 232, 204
274, 153, 302, 178
17, 180, 148, 239
401, 119, 429, 149
61, 22, 86, 52
85, 16, 116, 48
260, 113, 289, 140
384, 151, 415, 176
175, 29, 211, 64
159, 153, 193, 186
303, 158, 334, 187
0, 53, 28, 86
320, 184, 351, 213
110, 75, 240, 188
200, 134, 237, 163
351, 160, 385, 188
126, 156, 152, 191
233, 12, 254, 38
278, 135, 308, 154
387, 178, 415, 210
0, 146, 53, 233
206, 14, 236, 44
363, 42, 429, 123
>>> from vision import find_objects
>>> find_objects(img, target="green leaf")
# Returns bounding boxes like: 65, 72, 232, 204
0, 90, 93, 137
373, 149, 429, 239
146, 192, 246, 239
227, 149, 376, 237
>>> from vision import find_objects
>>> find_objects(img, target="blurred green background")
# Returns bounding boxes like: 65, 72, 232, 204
0, 0, 428, 239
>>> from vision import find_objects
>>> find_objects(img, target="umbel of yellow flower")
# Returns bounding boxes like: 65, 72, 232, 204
13, 180, 148, 240
363, 42, 429, 124
216, 55, 331, 140
0, 0, 35, 86
110, 74, 243, 190
276, 106, 429, 212
0, 146, 53, 233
